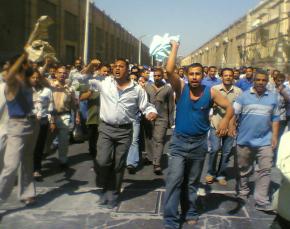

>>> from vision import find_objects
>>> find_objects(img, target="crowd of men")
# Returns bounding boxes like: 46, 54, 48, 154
0, 40, 289, 229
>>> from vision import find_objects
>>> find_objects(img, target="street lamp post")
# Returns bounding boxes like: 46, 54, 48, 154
138, 34, 150, 66
83, 0, 90, 65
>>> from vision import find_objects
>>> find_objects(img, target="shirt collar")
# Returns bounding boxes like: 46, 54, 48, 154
206, 76, 218, 81
250, 87, 269, 96
113, 76, 135, 90
219, 84, 234, 93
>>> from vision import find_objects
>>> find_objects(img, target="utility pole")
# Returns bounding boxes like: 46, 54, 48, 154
83, 0, 90, 65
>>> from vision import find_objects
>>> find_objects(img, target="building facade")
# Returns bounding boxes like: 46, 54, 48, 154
0, 0, 150, 65
181, 0, 290, 72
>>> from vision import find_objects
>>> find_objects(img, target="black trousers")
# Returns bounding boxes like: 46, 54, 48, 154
87, 124, 99, 158
95, 122, 132, 199
33, 117, 49, 172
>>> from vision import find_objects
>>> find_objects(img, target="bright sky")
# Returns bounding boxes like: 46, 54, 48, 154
94, 0, 261, 57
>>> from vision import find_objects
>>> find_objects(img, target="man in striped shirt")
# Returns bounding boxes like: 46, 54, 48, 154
234, 69, 280, 212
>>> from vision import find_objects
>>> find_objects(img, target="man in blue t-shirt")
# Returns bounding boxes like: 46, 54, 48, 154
235, 66, 254, 91
234, 69, 280, 212
163, 41, 234, 229
201, 66, 221, 88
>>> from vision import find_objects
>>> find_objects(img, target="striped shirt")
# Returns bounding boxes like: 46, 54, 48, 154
234, 87, 280, 147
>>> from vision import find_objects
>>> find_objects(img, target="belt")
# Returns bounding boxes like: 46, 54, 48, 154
101, 120, 132, 128
10, 114, 36, 120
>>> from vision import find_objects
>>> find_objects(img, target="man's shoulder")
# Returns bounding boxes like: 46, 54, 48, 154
233, 85, 243, 94
212, 84, 223, 90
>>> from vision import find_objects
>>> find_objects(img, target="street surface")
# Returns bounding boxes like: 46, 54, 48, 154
0, 130, 280, 229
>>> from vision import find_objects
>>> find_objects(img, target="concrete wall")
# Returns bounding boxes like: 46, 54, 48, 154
181, 0, 290, 72
0, 0, 150, 65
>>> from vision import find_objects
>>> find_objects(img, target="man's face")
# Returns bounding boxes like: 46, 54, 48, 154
274, 76, 285, 87
154, 70, 163, 85
49, 68, 56, 78
208, 67, 217, 78
100, 66, 109, 77
138, 77, 146, 88
245, 68, 253, 79
203, 66, 209, 74
233, 70, 240, 80
163, 70, 168, 81
129, 73, 138, 81
273, 70, 280, 80
187, 66, 203, 88
178, 68, 184, 77
1, 62, 10, 81
29, 72, 40, 87
141, 70, 150, 81
254, 73, 268, 94
113, 60, 128, 79
75, 60, 82, 71
222, 70, 234, 86
56, 67, 67, 83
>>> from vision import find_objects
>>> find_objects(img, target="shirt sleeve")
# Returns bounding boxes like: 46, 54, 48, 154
272, 95, 280, 122
88, 77, 103, 92
47, 88, 55, 114
233, 94, 243, 116
137, 86, 157, 115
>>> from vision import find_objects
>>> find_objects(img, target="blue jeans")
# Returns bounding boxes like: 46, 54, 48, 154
126, 120, 140, 167
207, 127, 234, 179
163, 132, 207, 229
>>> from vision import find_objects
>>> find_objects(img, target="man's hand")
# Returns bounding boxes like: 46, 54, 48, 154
227, 119, 237, 137
170, 40, 180, 49
50, 123, 56, 132
45, 56, 53, 66
75, 113, 81, 125
227, 125, 236, 138
216, 118, 229, 137
146, 112, 157, 121
271, 136, 278, 150
91, 59, 101, 66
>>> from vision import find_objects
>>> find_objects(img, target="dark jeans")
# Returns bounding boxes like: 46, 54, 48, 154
95, 122, 132, 201
87, 124, 98, 158
207, 127, 234, 179
163, 132, 207, 229
33, 117, 49, 172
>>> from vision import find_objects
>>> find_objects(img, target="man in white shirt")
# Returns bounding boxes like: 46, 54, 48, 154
87, 58, 157, 209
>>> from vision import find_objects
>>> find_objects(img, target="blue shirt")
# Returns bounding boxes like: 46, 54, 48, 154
175, 85, 212, 136
201, 76, 221, 88
235, 78, 253, 91
7, 85, 33, 117
234, 87, 280, 147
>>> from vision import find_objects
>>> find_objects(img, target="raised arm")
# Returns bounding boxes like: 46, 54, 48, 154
166, 41, 184, 100
6, 53, 27, 88
81, 59, 101, 75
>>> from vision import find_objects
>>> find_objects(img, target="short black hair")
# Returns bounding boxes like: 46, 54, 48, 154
186, 63, 203, 73
130, 65, 139, 72
254, 69, 269, 80
115, 58, 129, 69
221, 68, 234, 76
153, 67, 164, 75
